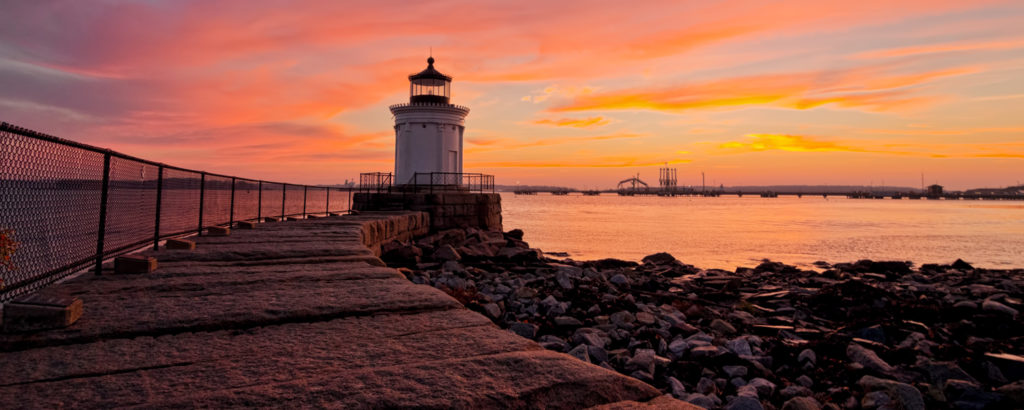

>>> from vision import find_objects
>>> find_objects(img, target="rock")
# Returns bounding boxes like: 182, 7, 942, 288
982, 299, 1019, 316
736, 385, 759, 398
687, 394, 718, 409
636, 311, 657, 326
887, 382, 926, 410
782, 397, 821, 410
796, 375, 813, 388
951, 258, 974, 270
381, 243, 422, 263
855, 325, 887, 344
726, 396, 764, 410
610, 311, 636, 327
780, 385, 812, 398
668, 339, 689, 357
797, 349, 816, 367
996, 381, 1024, 405
482, 303, 501, 319
433, 244, 462, 261
847, 342, 894, 374
747, 377, 776, 397
920, 360, 979, 386
726, 338, 753, 356
954, 300, 978, 309
690, 345, 722, 359
573, 328, 611, 348
537, 335, 569, 352
861, 391, 891, 409
710, 319, 737, 335
509, 322, 537, 339
512, 287, 537, 299
610, 274, 630, 286
723, 365, 748, 378
555, 270, 574, 290
858, 376, 925, 410
505, 229, 524, 241
668, 376, 687, 399
626, 349, 656, 375
568, 344, 590, 363
696, 377, 716, 395
554, 316, 583, 327
642, 252, 677, 266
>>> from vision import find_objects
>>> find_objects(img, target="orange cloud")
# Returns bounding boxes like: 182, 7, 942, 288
530, 117, 612, 128
716, 134, 1024, 159
855, 37, 1024, 59
468, 158, 691, 168
466, 132, 644, 153
719, 134, 878, 153
551, 63, 975, 114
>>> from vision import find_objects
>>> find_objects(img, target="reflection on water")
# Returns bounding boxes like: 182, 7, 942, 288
501, 193, 1024, 270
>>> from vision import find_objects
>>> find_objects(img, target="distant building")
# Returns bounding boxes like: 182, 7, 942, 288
927, 184, 944, 197
389, 57, 470, 185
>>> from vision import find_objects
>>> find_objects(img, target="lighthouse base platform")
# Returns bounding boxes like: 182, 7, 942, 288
353, 192, 502, 232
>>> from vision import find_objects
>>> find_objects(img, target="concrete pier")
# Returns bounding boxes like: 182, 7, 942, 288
0, 212, 692, 408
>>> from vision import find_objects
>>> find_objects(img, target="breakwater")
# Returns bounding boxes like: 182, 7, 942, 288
1, 213, 692, 408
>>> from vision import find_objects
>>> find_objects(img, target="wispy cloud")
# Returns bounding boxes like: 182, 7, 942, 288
530, 116, 612, 128
550, 64, 978, 114
716, 133, 1024, 159
467, 132, 644, 153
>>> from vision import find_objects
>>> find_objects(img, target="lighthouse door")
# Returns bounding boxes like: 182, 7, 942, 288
448, 150, 458, 173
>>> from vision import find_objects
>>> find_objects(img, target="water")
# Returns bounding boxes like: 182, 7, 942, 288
501, 193, 1024, 270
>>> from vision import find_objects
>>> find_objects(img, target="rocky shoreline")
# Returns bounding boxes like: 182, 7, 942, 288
381, 227, 1024, 410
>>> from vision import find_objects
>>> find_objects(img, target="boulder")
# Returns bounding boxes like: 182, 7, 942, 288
847, 342, 894, 374
781, 397, 821, 410
642, 252, 677, 266
509, 322, 537, 339
432, 244, 461, 262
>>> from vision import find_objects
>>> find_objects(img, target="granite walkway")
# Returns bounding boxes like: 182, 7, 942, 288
0, 212, 694, 409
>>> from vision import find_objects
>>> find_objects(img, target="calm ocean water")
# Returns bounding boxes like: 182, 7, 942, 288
500, 193, 1024, 270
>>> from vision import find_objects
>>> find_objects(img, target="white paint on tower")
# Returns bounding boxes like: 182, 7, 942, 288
389, 57, 470, 185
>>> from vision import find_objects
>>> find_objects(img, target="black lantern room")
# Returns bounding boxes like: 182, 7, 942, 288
409, 57, 452, 104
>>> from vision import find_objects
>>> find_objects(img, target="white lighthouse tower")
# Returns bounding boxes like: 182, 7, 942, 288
389, 57, 470, 185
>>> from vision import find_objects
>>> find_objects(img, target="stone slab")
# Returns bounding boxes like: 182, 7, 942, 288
235, 220, 256, 229
0, 276, 459, 350
164, 238, 195, 250
3, 295, 83, 333
114, 255, 156, 274
205, 226, 230, 236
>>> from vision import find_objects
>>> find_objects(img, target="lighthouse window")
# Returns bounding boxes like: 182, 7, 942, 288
422, 124, 426, 128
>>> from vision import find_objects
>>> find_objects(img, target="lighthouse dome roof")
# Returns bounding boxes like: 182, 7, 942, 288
409, 57, 452, 81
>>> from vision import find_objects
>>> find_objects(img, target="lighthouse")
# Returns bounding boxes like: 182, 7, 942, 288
389, 56, 470, 185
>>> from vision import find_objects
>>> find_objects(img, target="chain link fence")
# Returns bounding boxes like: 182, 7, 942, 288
0, 122, 354, 302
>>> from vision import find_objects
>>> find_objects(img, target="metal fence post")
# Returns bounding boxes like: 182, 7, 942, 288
257, 181, 262, 221
95, 152, 111, 275
347, 187, 351, 213
281, 184, 286, 220
153, 165, 163, 250
302, 185, 307, 218
198, 172, 206, 235
229, 177, 236, 227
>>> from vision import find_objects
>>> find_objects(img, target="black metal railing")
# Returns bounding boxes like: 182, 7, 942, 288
411, 172, 494, 193
358, 172, 495, 194
359, 172, 393, 193
0, 122, 355, 302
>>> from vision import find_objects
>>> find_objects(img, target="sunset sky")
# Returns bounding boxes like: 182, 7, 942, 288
2, 0, 1023, 189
